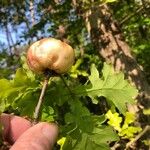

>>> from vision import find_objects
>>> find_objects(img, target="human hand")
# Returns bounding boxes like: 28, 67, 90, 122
0, 114, 58, 150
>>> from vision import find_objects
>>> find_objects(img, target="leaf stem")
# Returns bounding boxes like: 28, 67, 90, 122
59, 75, 74, 100
33, 74, 50, 124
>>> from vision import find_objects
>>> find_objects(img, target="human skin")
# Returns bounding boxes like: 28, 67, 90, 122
0, 114, 58, 150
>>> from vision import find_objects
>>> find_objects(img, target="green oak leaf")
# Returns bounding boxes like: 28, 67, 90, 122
87, 63, 138, 114
62, 126, 118, 150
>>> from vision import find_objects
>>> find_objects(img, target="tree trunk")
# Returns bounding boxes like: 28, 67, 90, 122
86, 4, 150, 120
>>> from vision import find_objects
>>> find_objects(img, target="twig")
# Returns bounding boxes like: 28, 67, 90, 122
126, 125, 150, 149
120, 6, 144, 26
141, 0, 150, 17
33, 74, 50, 124
111, 142, 120, 150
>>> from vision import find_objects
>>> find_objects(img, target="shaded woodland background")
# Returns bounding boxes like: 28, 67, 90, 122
0, 0, 150, 149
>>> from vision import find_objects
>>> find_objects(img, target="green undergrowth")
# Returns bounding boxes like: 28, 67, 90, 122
0, 60, 140, 150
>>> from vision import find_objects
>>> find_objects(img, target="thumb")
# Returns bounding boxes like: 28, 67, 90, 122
10, 122, 58, 150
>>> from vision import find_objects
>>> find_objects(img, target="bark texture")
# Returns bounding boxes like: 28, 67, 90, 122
86, 4, 150, 117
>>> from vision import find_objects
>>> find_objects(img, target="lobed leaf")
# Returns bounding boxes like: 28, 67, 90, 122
61, 126, 118, 150
87, 63, 138, 114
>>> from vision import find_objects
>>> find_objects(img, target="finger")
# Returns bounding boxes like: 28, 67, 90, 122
0, 113, 32, 144
10, 122, 58, 150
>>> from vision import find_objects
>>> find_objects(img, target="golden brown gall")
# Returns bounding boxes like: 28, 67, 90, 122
27, 38, 75, 74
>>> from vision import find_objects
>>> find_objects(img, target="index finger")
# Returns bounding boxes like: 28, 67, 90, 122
0, 113, 32, 144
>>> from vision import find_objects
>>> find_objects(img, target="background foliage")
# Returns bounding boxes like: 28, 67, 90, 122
0, 0, 150, 149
